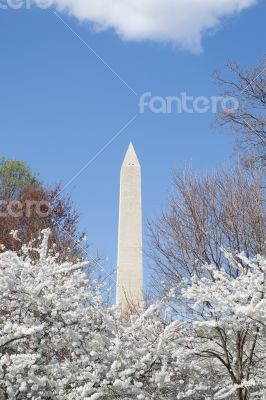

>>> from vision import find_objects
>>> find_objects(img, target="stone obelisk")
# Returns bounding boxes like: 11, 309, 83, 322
116, 143, 143, 311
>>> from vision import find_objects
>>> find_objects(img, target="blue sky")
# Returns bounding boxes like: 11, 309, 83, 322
0, 0, 265, 293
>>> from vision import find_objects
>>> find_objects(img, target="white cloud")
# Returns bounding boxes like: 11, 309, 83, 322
52, 0, 257, 53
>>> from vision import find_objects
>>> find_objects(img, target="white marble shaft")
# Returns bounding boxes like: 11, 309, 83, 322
116, 143, 143, 311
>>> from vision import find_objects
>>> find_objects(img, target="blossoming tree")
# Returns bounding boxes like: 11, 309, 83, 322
0, 231, 265, 399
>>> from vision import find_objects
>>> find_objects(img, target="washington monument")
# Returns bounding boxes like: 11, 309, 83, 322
116, 143, 143, 311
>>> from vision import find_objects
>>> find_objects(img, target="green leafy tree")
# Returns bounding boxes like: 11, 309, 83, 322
0, 158, 40, 199
0, 157, 88, 262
